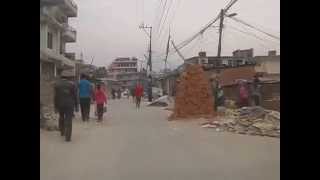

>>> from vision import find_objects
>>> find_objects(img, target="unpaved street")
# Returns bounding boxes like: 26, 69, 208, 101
40, 99, 280, 180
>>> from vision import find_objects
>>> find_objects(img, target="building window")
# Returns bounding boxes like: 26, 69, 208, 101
47, 32, 53, 49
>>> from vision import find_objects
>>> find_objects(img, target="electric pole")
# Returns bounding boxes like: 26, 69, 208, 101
217, 9, 224, 63
139, 24, 153, 102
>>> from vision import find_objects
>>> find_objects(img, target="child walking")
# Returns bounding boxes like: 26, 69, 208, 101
94, 84, 107, 122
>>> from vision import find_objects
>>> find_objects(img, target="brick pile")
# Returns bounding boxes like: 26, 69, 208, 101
170, 64, 216, 120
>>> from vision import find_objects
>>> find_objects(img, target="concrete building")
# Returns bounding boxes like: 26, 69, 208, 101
232, 48, 254, 58
107, 57, 147, 90
40, 0, 78, 80
184, 51, 255, 68
254, 50, 280, 76
108, 57, 138, 74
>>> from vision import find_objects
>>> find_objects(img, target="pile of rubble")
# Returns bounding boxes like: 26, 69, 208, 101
202, 106, 280, 138
170, 64, 215, 120
40, 105, 59, 131
148, 95, 172, 107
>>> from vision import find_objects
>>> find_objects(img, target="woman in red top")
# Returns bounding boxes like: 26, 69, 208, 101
238, 81, 249, 108
135, 82, 144, 108
94, 84, 107, 122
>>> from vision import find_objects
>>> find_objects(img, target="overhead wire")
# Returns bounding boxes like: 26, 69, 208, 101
227, 16, 280, 40
153, 0, 164, 38
224, 24, 278, 49
226, 27, 271, 50
225, 23, 279, 45
157, 0, 181, 49
158, 0, 174, 39
162, 0, 239, 56
156, 0, 168, 36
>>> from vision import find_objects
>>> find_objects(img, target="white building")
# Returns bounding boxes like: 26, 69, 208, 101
254, 51, 280, 75
40, 0, 78, 80
106, 57, 148, 89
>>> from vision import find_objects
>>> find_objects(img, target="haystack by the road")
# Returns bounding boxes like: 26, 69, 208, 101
170, 64, 216, 120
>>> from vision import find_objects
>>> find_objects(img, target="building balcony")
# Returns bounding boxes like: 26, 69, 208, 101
111, 66, 137, 69
64, 52, 76, 60
40, 8, 64, 29
41, 0, 77, 17
40, 48, 75, 69
62, 24, 76, 42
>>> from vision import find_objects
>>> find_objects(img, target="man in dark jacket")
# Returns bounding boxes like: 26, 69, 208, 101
252, 74, 262, 106
54, 70, 79, 142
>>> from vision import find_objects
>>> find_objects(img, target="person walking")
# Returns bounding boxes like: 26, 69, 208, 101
111, 88, 116, 100
78, 74, 92, 122
94, 84, 107, 122
252, 74, 262, 106
238, 80, 250, 108
117, 88, 121, 99
135, 82, 144, 108
210, 76, 220, 111
54, 70, 79, 142
130, 87, 135, 103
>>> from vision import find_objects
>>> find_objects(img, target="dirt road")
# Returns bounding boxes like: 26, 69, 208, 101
40, 99, 280, 180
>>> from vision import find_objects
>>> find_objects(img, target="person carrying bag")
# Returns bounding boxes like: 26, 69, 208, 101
94, 84, 107, 122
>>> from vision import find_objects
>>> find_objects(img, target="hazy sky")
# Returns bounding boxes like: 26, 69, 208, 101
67, 0, 280, 70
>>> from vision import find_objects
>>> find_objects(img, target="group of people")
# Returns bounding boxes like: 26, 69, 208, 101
54, 71, 262, 142
111, 88, 122, 100
54, 72, 108, 142
237, 74, 262, 107
210, 74, 262, 110
109, 82, 144, 108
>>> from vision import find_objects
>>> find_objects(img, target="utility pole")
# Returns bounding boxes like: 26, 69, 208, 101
171, 40, 185, 61
139, 24, 153, 102
217, 9, 224, 62
164, 30, 171, 72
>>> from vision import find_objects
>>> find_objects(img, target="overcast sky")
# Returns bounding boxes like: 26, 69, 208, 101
67, 0, 280, 70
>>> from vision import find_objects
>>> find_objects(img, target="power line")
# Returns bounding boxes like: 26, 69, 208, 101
171, 40, 185, 61
156, 0, 168, 36
169, 0, 181, 28
227, 16, 280, 40
157, 0, 181, 49
153, 0, 164, 33
225, 26, 273, 50
158, 0, 174, 39
225, 23, 279, 45
163, 0, 239, 56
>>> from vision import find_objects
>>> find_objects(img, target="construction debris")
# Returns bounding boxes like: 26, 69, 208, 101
203, 106, 280, 138
40, 105, 59, 131
148, 95, 172, 107
170, 64, 215, 119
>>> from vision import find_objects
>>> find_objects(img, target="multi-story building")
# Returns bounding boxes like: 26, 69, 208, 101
107, 57, 147, 90
184, 51, 255, 68
40, 0, 78, 80
108, 57, 138, 74
232, 48, 254, 58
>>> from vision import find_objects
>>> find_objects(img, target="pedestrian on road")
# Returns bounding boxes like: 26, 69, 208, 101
130, 87, 135, 103
210, 76, 223, 111
237, 80, 250, 108
117, 88, 121, 99
135, 82, 144, 108
78, 74, 93, 122
111, 88, 116, 100
94, 84, 107, 122
251, 74, 262, 106
126, 88, 130, 99
54, 70, 79, 142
